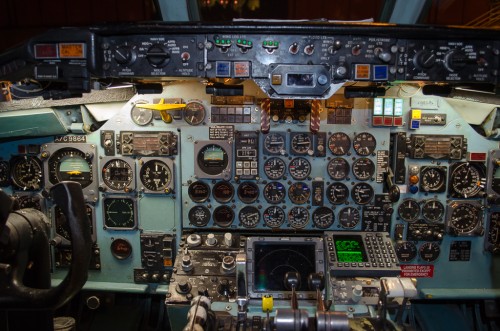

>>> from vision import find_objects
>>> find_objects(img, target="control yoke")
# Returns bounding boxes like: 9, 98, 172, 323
0, 181, 92, 309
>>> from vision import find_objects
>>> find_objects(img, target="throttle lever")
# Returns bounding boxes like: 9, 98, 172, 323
284, 271, 300, 310
308, 273, 329, 312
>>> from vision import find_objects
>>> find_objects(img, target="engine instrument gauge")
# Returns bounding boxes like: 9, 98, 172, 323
139, 159, 172, 193
419, 242, 440, 262
326, 182, 349, 205
263, 206, 286, 228
213, 181, 234, 203
395, 241, 417, 262
55, 204, 94, 244
338, 207, 360, 229
312, 207, 334, 229
263, 157, 286, 179
184, 101, 206, 125
0, 161, 10, 186
448, 202, 481, 235
237, 181, 259, 203
11, 156, 43, 191
288, 206, 310, 229
328, 132, 351, 156
188, 205, 211, 227
48, 148, 93, 188
352, 158, 375, 181
239, 206, 260, 228
263, 182, 286, 204
102, 158, 134, 192
353, 132, 376, 156
351, 182, 374, 205
103, 197, 137, 229
288, 182, 311, 204
449, 162, 484, 198
213, 205, 234, 227
196, 143, 229, 176
397, 199, 420, 222
420, 166, 447, 193
264, 133, 286, 155
131, 101, 153, 126
188, 181, 211, 202
290, 133, 312, 155
327, 158, 349, 180
289, 157, 311, 180
17, 194, 43, 211
422, 199, 445, 223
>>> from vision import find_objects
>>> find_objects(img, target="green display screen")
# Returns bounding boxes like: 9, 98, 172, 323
334, 235, 368, 263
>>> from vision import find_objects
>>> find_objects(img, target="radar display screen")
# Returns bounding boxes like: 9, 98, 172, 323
253, 242, 315, 291
333, 235, 368, 263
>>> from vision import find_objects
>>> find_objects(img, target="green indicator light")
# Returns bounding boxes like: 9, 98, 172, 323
263, 41, 267, 46
237, 39, 241, 43
227, 40, 231, 44
248, 41, 252, 46
242, 40, 246, 45
274, 41, 279, 46
215, 39, 220, 44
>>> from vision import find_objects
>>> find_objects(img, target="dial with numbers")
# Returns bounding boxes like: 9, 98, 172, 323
420, 166, 446, 193
398, 198, 420, 222
263, 206, 286, 228
290, 133, 311, 155
422, 199, 445, 223
419, 242, 440, 262
352, 158, 375, 181
327, 158, 349, 180
188, 206, 211, 227
289, 157, 311, 180
338, 207, 360, 229
11, 156, 43, 191
395, 241, 418, 262
326, 182, 349, 205
104, 198, 136, 229
288, 182, 311, 204
448, 203, 481, 234
184, 101, 206, 126
188, 181, 211, 202
239, 206, 260, 228
0, 161, 9, 186
48, 148, 93, 188
288, 207, 310, 229
102, 158, 134, 191
264, 133, 286, 154
312, 207, 335, 229
449, 162, 484, 198
351, 183, 374, 205
328, 132, 351, 156
263, 182, 286, 204
353, 132, 376, 156
139, 159, 172, 192
213, 205, 234, 227
237, 182, 259, 204
17, 195, 43, 211
263, 157, 286, 179
212, 181, 234, 203
131, 101, 153, 126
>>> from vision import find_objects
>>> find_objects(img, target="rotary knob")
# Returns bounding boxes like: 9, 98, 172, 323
221, 255, 235, 272
444, 49, 467, 72
176, 280, 192, 294
114, 45, 137, 66
181, 255, 194, 272
217, 279, 234, 297
206, 233, 217, 246
413, 49, 436, 70
146, 44, 170, 68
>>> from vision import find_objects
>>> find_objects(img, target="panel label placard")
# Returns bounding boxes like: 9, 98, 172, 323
400, 265, 434, 278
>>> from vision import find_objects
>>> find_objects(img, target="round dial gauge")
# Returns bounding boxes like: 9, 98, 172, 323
419, 242, 440, 262
289, 157, 311, 180
197, 144, 229, 176
239, 206, 260, 228
290, 133, 311, 154
263, 157, 286, 179
213, 205, 234, 227
139, 160, 172, 192
263, 182, 286, 204
326, 182, 349, 205
312, 207, 335, 229
17, 195, 42, 211
264, 133, 285, 154
422, 199, 445, 223
338, 207, 361, 229
395, 241, 417, 262
104, 198, 136, 229
327, 158, 349, 181
102, 159, 133, 191
131, 101, 153, 126
237, 181, 259, 204
188, 181, 211, 202
288, 207, 310, 229
11, 156, 43, 190
351, 183, 374, 205
352, 158, 375, 181
449, 163, 484, 198
263, 206, 285, 228
420, 167, 446, 192
184, 101, 206, 126
48, 148, 93, 188
288, 182, 311, 204
328, 132, 351, 156
398, 199, 420, 222
55, 204, 93, 243
449, 203, 481, 234
0, 161, 10, 186
212, 181, 234, 203
188, 205, 211, 227
353, 132, 376, 156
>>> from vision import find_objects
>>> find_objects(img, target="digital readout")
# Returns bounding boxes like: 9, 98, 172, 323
334, 235, 368, 263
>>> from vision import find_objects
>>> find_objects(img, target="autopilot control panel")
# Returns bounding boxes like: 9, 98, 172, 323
0, 22, 499, 330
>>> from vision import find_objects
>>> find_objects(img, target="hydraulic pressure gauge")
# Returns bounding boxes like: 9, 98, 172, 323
397, 198, 420, 222
102, 158, 134, 192
328, 132, 351, 156
422, 199, 445, 223
288, 206, 310, 229
288, 182, 310, 204
263, 133, 286, 155
188, 181, 211, 202
353, 132, 376, 156
290, 133, 312, 155
351, 182, 374, 205
420, 166, 447, 193
237, 181, 259, 204
326, 182, 349, 205
419, 242, 440, 262
263, 157, 286, 179
338, 207, 360, 229
263, 206, 285, 228
139, 158, 174, 194
352, 158, 375, 181
103, 197, 137, 230
184, 101, 206, 126
239, 206, 260, 228
289, 157, 311, 180
188, 206, 211, 227
327, 158, 349, 181
312, 207, 335, 229
448, 162, 485, 198
11, 156, 43, 191
263, 182, 286, 204
395, 241, 417, 262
